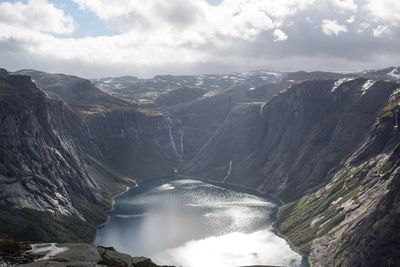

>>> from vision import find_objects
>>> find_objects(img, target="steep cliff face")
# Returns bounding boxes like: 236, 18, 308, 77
183, 76, 400, 266
86, 108, 181, 178
3, 66, 400, 266
278, 90, 400, 266
184, 78, 398, 201
0, 70, 131, 242
16, 69, 181, 179
163, 82, 287, 161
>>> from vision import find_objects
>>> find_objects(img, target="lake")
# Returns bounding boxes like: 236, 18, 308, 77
94, 178, 307, 267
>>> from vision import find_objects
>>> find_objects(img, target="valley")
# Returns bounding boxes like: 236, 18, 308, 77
1, 66, 400, 266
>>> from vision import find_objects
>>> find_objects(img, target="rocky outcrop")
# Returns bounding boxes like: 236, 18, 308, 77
3, 66, 400, 266
0, 72, 98, 215
184, 78, 398, 200
15, 70, 183, 178
0, 241, 167, 267
0, 70, 132, 242
183, 77, 400, 266
278, 89, 400, 266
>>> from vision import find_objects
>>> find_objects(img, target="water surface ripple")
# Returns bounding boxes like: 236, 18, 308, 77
95, 178, 306, 267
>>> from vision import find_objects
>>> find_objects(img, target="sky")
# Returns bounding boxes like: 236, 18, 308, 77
0, 0, 399, 78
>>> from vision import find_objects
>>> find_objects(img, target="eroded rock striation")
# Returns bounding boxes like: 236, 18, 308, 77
1, 66, 400, 266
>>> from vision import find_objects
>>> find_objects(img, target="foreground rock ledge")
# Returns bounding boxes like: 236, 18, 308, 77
0, 241, 171, 267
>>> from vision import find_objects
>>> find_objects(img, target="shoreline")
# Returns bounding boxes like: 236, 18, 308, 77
92, 184, 135, 242
96, 174, 310, 266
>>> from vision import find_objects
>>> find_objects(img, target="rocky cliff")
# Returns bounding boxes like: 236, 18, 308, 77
86, 108, 180, 178
2, 66, 400, 266
184, 78, 397, 198
0, 68, 191, 244
183, 76, 400, 266
278, 88, 400, 266
0, 69, 132, 242
0, 240, 166, 267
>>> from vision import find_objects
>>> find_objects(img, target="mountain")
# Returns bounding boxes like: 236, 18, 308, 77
356, 66, 400, 81
0, 69, 182, 243
15, 69, 135, 112
0, 69, 134, 242
15, 69, 183, 178
91, 70, 285, 101
1, 67, 400, 266
182, 76, 400, 266
183, 78, 397, 198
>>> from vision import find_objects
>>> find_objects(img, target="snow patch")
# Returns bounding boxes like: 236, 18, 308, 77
388, 67, 400, 79
390, 88, 400, 101
332, 197, 343, 205
339, 199, 355, 212
310, 215, 323, 227
331, 78, 355, 92
29, 243, 68, 260
361, 80, 376, 95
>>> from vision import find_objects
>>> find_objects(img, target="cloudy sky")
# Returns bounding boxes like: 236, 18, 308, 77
0, 0, 399, 78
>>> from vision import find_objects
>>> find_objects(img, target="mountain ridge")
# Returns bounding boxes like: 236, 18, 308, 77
1, 67, 400, 266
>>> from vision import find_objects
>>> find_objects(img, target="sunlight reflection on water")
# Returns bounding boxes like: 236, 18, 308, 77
95, 178, 305, 267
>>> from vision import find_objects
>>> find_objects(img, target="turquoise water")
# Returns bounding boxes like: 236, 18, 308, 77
95, 178, 307, 267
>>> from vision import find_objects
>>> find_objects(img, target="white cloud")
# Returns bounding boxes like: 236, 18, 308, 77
328, 0, 357, 12
373, 25, 390, 37
0, 0, 400, 77
346, 16, 355, 23
0, 0, 75, 34
72, 0, 314, 41
321, 19, 348, 36
356, 22, 370, 33
273, 29, 288, 42
365, 0, 400, 26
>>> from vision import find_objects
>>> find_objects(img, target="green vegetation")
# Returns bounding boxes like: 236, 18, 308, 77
0, 205, 95, 243
374, 95, 399, 128
277, 169, 357, 254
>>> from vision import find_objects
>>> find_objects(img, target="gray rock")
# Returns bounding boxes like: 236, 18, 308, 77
51, 244, 102, 263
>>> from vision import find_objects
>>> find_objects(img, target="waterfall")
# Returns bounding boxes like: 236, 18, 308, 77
166, 117, 180, 157
179, 131, 184, 156
259, 102, 266, 116
222, 160, 233, 183
194, 129, 219, 159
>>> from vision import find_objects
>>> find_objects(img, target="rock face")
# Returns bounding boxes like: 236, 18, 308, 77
0, 241, 166, 267
86, 109, 180, 178
0, 70, 133, 242
278, 90, 400, 266
182, 77, 400, 266
2, 66, 400, 266
0, 73, 99, 215
15, 69, 183, 178
0, 69, 186, 243
184, 78, 398, 199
